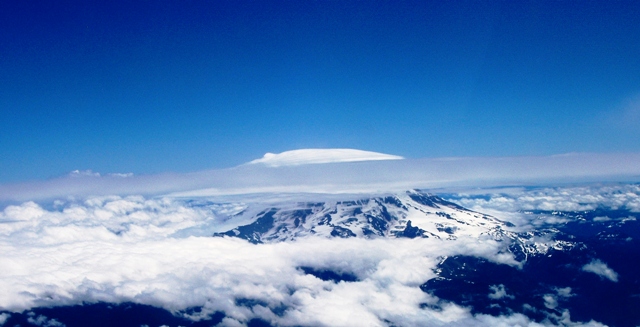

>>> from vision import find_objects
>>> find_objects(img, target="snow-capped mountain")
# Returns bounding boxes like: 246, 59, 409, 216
2, 184, 639, 327
214, 190, 570, 261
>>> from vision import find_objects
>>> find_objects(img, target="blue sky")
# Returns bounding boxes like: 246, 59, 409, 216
1, 0, 639, 183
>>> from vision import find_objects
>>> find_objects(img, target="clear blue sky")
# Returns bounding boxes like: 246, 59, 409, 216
1, 0, 639, 183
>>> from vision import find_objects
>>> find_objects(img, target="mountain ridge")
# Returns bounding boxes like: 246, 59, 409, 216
213, 190, 572, 262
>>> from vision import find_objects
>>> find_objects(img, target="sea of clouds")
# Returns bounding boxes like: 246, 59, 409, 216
2, 153, 639, 326
2, 186, 635, 325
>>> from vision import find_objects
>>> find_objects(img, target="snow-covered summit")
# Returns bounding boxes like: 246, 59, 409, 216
211, 190, 569, 262
247, 148, 404, 167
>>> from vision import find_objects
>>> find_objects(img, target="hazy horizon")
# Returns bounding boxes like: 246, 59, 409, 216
2, 1, 640, 183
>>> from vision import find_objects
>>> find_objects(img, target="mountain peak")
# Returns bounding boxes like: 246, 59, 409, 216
247, 148, 404, 167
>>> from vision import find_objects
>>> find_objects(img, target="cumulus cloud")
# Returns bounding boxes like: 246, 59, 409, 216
449, 183, 640, 215
547, 310, 606, 327
541, 288, 574, 313
0, 194, 602, 326
543, 294, 558, 310
582, 259, 619, 282
488, 284, 514, 300
0, 313, 10, 326
27, 313, 66, 327
555, 287, 574, 298
433, 183, 640, 233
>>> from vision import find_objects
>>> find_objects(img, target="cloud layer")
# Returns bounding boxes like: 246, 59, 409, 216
1, 152, 640, 202
0, 192, 609, 326
2, 155, 636, 326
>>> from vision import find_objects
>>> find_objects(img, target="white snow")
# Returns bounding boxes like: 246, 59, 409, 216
247, 148, 404, 167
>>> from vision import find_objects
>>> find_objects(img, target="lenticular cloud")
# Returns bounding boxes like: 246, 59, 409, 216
247, 148, 404, 166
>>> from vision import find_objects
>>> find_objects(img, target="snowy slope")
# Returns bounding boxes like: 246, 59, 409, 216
213, 190, 572, 261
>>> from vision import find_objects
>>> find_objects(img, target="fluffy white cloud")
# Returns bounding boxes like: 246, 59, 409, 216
582, 259, 619, 282
543, 294, 558, 309
0, 313, 10, 326
555, 287, 574, 298
27, 313, 66, 327
449, 184, 640, 217
488, 284, 514, 300
0, 194, 602, 327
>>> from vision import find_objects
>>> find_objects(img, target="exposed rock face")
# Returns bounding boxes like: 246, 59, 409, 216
214, 190, 568, 262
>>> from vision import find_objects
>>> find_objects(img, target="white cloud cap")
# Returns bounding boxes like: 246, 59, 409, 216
248, 148, 404, 167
